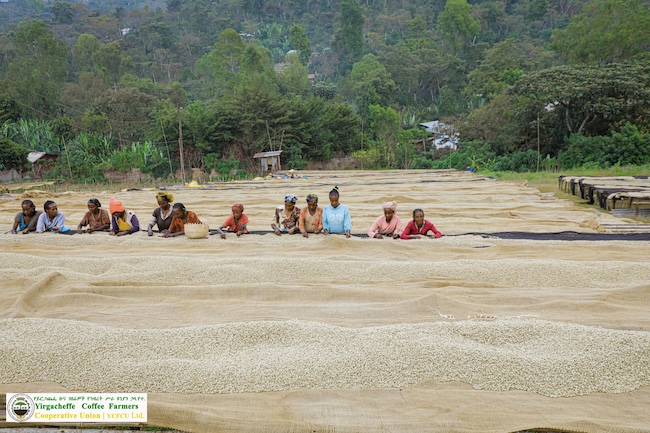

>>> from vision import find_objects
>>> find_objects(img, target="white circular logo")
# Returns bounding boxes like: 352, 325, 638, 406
7, 394, 35, 422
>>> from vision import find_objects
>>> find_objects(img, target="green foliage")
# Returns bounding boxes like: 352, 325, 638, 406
438, 0, 481, 52
1, 119, 60, 153
52, 133, 113, 181
369, 104, 400, 167
94, 41, 133, 86
54, 135, 170, 181
193, 29, 246, 100
7, 20, 67, 118
558, 123, 650, 169
204, 153, 248, 178
288, 24, 312, 65
0, 137, 29, 171
50, 116, 75, 142
344, 54, 396, 121
465, 39, 530, 102
413, 141, 540, 172
351, 145, 383, 169
510, 60, 650, 137
551, 0, 650, 65
334, 0, 365, 74
460, 93, 536, 153
278, 52, 309, 96
256, 22, 290, 63
0, 94, 21, 125
1, 0, 648, 180
93, 86, 156, 144
50, 2, 75, 24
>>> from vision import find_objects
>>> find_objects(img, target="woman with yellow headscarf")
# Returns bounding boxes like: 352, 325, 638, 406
147, 192, 174, 236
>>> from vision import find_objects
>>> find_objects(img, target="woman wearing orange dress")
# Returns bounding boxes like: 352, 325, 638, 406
162, 203, 201, 237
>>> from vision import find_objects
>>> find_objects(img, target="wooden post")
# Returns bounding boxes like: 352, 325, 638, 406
159, 118, 174, 179
537, 112, 541, 172
62, 137, 74, 182
177, 107, 185, 184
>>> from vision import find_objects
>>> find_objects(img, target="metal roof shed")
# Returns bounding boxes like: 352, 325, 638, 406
253, 150, 283, 174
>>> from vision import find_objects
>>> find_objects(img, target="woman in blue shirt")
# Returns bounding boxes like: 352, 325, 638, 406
322, 186, 352, 238
36, 200, 70, 233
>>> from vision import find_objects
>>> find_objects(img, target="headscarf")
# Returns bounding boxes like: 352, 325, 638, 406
88, 198, 101, 207
156, 192, 174, 203
306, 194, 318, 203
284, 194, 298, 204
109, 198, 125, 215
232, 204, 244, 212
382, 201, 397, 212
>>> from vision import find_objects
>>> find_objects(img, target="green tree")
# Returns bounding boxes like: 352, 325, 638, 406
368, 104, 400, 167
333, 0, 365, 74
345, 54, 396, 121
92, 86, 155, 144
50, 1, 75, 24
93, 42, 133, 89
0, 137, 29, 172
324, 101, 361, 156
510, 61, 650, 138
464, 39, 528, 103
278, 52, 309, 96
72, 34, 102, 74
551, 0, 650, 65
0, 93, 21, 125
221, 77, 289, 159
194, 29, 246, 100
288, 23, 311, 65
237, 44, 278, 89
7, 20, 67, 119
459, 93, 535, 153
438, 0, 481, 53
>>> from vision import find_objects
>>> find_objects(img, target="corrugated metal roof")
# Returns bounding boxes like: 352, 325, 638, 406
253, 150, 283, 158
27, 151, 59, 163
27, 151, 46, 163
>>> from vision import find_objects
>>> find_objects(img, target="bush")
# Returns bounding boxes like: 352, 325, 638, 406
412, 156, 435, 169
0, 138, 29, 171
559, 123, 650, 169
510, 149, 538, 172
350, 146, 383, 169
205, 153, 250, 180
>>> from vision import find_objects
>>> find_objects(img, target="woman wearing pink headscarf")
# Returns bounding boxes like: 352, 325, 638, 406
368, 201, 402, 239
216, 204, 249, 238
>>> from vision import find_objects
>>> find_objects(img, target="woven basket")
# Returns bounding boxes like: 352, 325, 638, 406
184, 223, 209, 239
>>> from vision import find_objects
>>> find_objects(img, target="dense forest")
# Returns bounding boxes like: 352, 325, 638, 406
0, 0, 649, 181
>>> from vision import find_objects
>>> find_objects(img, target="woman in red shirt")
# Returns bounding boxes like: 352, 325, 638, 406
401, 208, 442, 239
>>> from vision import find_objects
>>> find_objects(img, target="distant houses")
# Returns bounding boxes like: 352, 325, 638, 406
417, 121, 459, 152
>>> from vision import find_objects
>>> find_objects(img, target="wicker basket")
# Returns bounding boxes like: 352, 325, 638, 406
184, 223, 209, 239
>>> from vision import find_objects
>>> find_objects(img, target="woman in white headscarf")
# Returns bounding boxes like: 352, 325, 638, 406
368, 201, 402, 239
271, 194, 301, 235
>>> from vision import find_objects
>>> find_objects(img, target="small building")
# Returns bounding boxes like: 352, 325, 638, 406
253, 150, 282, 174
28, 151, 58, 179
418, 121, 459, 151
